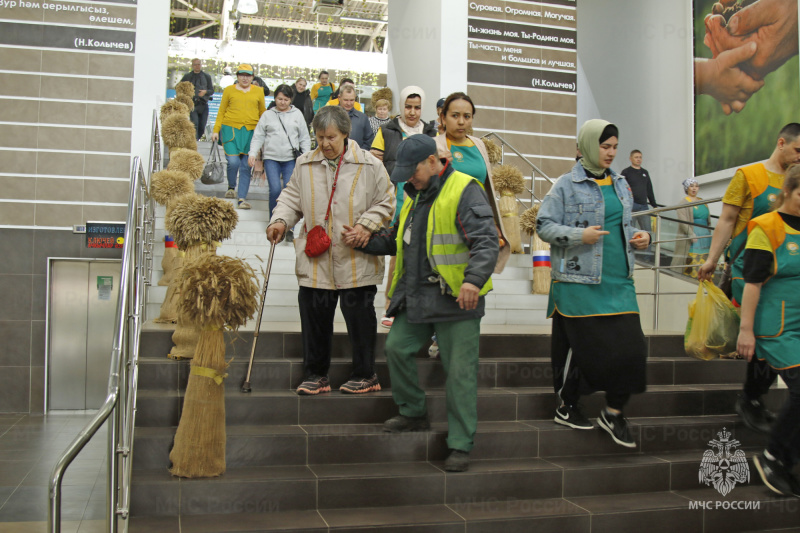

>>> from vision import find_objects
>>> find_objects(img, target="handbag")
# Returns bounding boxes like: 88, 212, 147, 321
277, 113, 303, 160
201, 142, 225, 185
304, 156, 343, 257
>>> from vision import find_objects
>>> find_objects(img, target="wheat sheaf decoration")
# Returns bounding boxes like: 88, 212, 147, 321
169, 255, 259, 478
167, 195, 238, 250
167, 149, 205, 181
175, 81, 195, 98
491, 164, 525, 253
161, 114, 197, 152
520, 203, 539, 236
160, 100, 190, 124
484, 137, 503, 166
150, 170, 194, 207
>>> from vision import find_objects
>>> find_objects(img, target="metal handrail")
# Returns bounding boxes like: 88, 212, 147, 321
480, 131, 554, 206
635, 196, 724, 329
49, 111, 159, 533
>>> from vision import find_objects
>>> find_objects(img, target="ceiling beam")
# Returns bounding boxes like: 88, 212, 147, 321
173, 0, 217, 22
361, 21, 385, 51
220, 0, 235, 42
178, 20, 219, 37
170, 9, 387, 38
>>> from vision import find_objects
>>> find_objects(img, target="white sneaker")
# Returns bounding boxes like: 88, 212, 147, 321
225, 189, 235, 198
428, 341, 439, 358
237, 200, 251, 210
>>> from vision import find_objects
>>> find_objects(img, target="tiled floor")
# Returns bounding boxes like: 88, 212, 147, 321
0, 413, 108, 533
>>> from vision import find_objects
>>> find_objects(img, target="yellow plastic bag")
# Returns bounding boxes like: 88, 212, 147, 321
684, 280, 741, 360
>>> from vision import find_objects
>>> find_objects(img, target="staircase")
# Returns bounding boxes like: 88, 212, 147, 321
127, 181, 800, 532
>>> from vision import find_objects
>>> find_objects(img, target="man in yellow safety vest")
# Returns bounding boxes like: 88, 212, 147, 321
342, 134, 499, 472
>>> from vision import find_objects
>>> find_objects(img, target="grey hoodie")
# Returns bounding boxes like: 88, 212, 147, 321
248, 106, 311, 162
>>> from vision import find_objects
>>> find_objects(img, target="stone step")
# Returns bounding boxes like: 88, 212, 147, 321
132, 416, 766, 471
129, 451, 766, 517
134, 385, 787, 429
136, 354, 751, 393
137, 329, 686, 362
130, 486, 800, 532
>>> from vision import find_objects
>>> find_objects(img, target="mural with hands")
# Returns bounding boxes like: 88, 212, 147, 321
693, 0, 800, 175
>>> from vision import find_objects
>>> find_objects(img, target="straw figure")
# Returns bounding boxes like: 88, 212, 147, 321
521, 204, 551, 295
149, 171, 195, 324
491, 164, 526, 253
484, 138, 503, 165
169, 254, 259, 478
167, 148, 205, 181
371, 87, 393, 111
175, 81, 195, 98
161, 114, 197, 153
166, 195, 239, 360
160, 100, 189, 124
176, 94, 195, 113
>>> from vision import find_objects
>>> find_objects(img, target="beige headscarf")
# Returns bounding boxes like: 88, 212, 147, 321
578, 119, 617, 177
398, 85, 426, 136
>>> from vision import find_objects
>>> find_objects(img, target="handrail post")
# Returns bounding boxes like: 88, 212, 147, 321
653, 213, 662, 330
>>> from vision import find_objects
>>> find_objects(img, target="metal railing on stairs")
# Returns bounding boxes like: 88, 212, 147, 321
48, 111, 160, 533
631, 197, 724, 329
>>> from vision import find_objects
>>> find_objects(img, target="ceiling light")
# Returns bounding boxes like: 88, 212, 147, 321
237, 0, 259, 15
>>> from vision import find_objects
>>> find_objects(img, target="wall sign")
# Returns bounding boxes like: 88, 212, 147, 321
86, 222, 125, 249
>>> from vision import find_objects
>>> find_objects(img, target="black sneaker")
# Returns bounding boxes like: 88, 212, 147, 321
383, 414, 430, 433
754, 451, 800, 497
554, 404, 593, 430
296, 375, 331, 395
340, 374, 381, 394
444, 449, 470, 472
598, 409, 636, 448
735, 395, 775, 434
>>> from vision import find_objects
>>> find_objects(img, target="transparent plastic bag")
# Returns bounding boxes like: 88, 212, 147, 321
684, 280, 741, 360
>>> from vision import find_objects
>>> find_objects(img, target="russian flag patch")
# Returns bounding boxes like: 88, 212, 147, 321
532, 250, 550, 268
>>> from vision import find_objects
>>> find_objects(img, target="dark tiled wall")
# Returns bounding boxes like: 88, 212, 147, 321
0, 228, 121, 413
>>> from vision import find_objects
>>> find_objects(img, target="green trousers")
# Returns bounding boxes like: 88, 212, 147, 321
385, 311, 481, 452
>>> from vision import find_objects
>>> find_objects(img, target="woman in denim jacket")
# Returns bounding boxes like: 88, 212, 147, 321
537, 119, 651, 448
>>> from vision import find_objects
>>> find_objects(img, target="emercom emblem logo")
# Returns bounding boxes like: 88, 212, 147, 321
699, 428, 750, 496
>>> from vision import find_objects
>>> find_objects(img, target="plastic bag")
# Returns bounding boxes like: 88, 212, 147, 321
684, 280, 741, 360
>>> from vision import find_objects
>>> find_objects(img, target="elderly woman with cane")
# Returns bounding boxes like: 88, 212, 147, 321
537, 119, 651, 448
266, 106, 395, 395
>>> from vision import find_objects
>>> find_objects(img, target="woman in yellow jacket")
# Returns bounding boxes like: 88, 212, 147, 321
738, 165, 800, 497
211, 64, 265, 209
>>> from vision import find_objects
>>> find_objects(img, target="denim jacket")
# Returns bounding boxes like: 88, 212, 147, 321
537, 161, 641, 284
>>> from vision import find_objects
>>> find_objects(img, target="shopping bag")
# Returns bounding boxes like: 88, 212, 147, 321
684, 280, 741, 360
201, 143, 226, 185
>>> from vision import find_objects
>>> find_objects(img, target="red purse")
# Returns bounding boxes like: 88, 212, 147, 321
304, 156, 342, 258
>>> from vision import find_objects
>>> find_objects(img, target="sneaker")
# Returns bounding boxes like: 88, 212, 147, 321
754, 451, 800, 497
340, 374, 381, 394
736, 395, 775, 435
285, 229, 294, 243
237, 199, 251, 210
444, 449, 470, 472
554, 404, 593, 430
225, 188, 236, 198
296, 375, 331, 395
380, 316, 394, 328
598, 409, 636, 448
383, 414, 430, 433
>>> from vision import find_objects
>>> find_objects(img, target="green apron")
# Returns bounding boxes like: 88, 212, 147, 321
753, 218, 800, 370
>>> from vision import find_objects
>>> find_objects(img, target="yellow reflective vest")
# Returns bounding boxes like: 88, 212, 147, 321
388, 171, 493, 298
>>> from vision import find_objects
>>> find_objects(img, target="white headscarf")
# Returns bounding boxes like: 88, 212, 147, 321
398, 85, 426, 136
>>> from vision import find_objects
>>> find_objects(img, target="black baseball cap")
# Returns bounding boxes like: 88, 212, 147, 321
391, 135, 437, 184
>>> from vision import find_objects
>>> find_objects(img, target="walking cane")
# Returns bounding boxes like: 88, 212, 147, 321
241, 242, 276, 393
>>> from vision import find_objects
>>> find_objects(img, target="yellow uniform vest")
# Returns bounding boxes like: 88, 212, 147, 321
389, 171, 493, 298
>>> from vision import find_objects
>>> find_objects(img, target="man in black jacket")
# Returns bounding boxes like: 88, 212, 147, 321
620, 149, 657, 232
180, 58, 214, 140
343, 135, 499, 472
